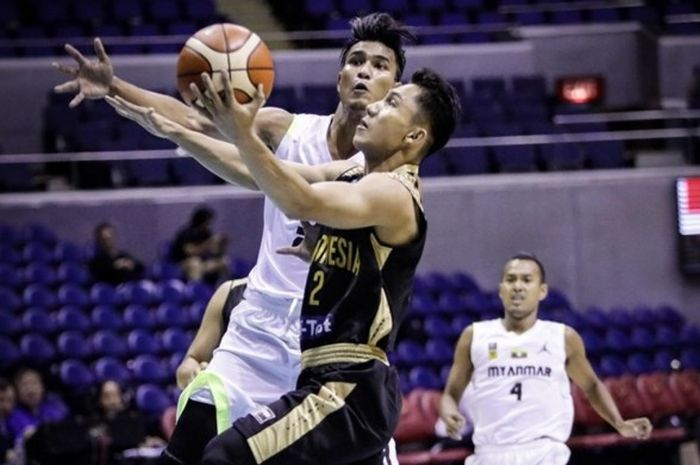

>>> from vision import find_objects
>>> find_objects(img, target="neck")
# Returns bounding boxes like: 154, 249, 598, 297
327, 104, 364, 160
502, 311, 538, 333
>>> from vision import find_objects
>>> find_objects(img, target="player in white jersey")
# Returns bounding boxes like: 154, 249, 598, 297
440, 253, 653, 465
55, 12, 414, 465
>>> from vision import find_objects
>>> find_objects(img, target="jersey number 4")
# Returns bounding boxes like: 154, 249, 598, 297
510, 382, 522, 401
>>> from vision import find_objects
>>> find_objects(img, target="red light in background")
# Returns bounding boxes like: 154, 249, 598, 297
556, 76, 604, 105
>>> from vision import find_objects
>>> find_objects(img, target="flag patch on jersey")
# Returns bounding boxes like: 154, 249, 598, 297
488, 342, 498, 360
251, 405, 276, 424
511, 348, 528, 358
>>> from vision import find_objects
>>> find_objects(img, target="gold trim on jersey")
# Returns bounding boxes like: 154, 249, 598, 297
388, 164, 423, 212
301, 343, 389, 369
246, 381, 357, 464
368, 288, 393, 346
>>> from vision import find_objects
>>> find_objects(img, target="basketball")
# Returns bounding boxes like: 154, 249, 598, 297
176, 23, 275, 106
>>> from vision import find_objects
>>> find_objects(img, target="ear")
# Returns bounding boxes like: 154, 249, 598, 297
336, 72, 342, 92
538, 283, 549, 301
405, 127, 427, 146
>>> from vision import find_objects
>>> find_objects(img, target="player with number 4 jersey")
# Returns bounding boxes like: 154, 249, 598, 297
440, 254, 653, 465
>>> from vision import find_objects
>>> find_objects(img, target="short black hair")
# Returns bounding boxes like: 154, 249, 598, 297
508, 252, 546, 283
340, 12, 415, 80
191, 206, 214, 227
410, 68, 461, 157
94, 221, 113, 236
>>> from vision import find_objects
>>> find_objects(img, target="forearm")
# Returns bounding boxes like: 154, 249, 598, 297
440, 392, 461, 417
584, 380, 625, 429
170, 125, 258, 190
110, 77, 197, 130
237, 130, 318, 219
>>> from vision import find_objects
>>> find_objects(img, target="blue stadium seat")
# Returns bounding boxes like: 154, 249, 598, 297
57, 284, 89, 308
629, 327, 654, 351
71, 1, 103, 25
22, 243, 54, 264
124, 160, 172, 186
135, 384, 171, 415
130, 355, 168, 383
377, 0, 409, 15
512, 75, 547, 100
425, 339, 453, 365
149, 261, 183, 281
598, 355, 626, 377
157, 279, 186, 304
680, 325, 700, 349
187, 301, 207, 327
0, 311, 21, 337
626, 353, 653, 375
90, 283, 120, 307
420, 153, 450, 177
110, 0, 142, 23
582, 141, 625, 168
550, 10, 583, 24
304, 0, 334, 17
0, 286, 21, 312
424, 316, 454, 339
170, 158, 218, 186
93, 357, 131, 384
0, 264, 20, 288
21, 223, 57, 246
339, 0, 371, 15
410, 293, 438, 317
451, 315, 473, 335
155, 303, 189, 329
590, 8, 621, 23
580, 330, 605, 357
91, 330, 128, 358
449, 272, 479, 294
583, 306, 609, 331
540, 143, 585, 171
415, 0, 447, 12
541, 288, 571, 311
408, 366, 442, 390
656, 305, 685, 327
652, 351, 676, 373
472, 77, 507, 100
57, 263, 89, 286
20, 334, 56, 365
655, 325, 679, 350
124, 304, 157, 330
57, 331, 91, 359
91, 305, 124, 332
0, 337, 20, 370
23, 263, 57, 286
34, 0, 70, 24
127, 329, 161, 355
22, 308, 56, 334
182, 0, 216, 21
54, 242, 84, 264
59, 359, 94, 391
55, 306, 91, 332
607, 307, 633, 329
161, 328, 190, 354
184, 281, 213, 303
515, 11, 546, 25
118, 280, 158, 306
605, 329, 631, 353
396, 340, 428, 367
681, 349, 700, 370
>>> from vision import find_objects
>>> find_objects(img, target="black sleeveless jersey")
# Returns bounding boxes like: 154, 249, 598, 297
299, 164, 427, 354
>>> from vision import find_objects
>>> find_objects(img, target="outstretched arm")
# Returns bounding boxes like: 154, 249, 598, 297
440, 326, 474, 440
52, 38, 214, 134
105, 96, 358, 190
565, 326, 652, 439
193, 74, 416, 239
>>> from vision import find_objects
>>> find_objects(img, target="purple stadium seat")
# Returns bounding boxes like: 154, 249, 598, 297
408, 366, 442, 390
22, 308, 55, 334
20, 334, 56, 365
130, 355, 168, 383
23, 263, 57, 286
583, 141, 625, 169
57, 284, 89, 308
22, 223, 57, 246
59, 359, 94, 391
493, 145, 537, 173
118, 280, 158, 306
425, 339, 454, 365
22, 243, 54, 264
57, 331, 92, 359
0, 337, 20, 370
0, 264, 20, 289
91, 305, 123, 332
93, 357, 131, 383
444, 146, 489, 175
57, 263, 89, 286
396, 340, 428, 367
420, 153, 450, 177
0, 312, 21, 337
170, 158, 218, 186
590, 8, 621, 24
184, 281, 213, 303
540, 143, 585, 171
161, 328, 191, 353
55, 306, 91, 332
54, 241, 85, 263
626, 353, 653, 375
0, 286, 21, 312
424, 316, 454, 339
127, 329, 161, 355
135, 384, 171, 415
155, 303, 189, 329
91, 330, 128, 358
605, 329, 631, 353
124, 304, 157, 330
599, 355, 627, 377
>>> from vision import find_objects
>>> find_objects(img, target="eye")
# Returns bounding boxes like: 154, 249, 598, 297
375, 61, 389, 70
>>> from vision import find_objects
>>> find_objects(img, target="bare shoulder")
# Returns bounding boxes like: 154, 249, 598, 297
255, 107, 294, 149
459, 324, 474, 347
564, 325, 584, 355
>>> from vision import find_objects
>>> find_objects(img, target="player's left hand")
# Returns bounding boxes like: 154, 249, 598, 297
276, 221, 321, 262
191, 72, 265, 142
616, 417, 653, 440
106, 95, 183, 139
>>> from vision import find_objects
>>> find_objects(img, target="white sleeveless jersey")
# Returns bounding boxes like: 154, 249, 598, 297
247, 114, 365, 299
469, 319, 574, 448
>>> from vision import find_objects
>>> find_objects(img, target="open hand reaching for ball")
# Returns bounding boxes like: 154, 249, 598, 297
52, 38, 114, 108
189, 71, 267, 143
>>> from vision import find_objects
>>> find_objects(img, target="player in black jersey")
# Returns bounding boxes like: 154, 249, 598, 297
183, 67, 460, 464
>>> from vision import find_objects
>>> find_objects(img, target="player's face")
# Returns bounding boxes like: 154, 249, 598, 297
337, 41, 398, 112
0, 387, 14, 416
353, 83, 426, 159
498, 259, 547, 321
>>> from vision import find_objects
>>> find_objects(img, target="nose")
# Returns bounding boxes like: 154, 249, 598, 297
358, 62, 371, 79
366, 101, 379, 116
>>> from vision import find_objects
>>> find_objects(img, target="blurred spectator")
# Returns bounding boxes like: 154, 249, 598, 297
169, 207, 229, 284
0, 378, 16, 465
89, 380, 164, 464
7, 368, 69, 464
89, 222, 145, 284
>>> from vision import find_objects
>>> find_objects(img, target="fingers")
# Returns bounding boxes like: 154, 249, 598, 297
69, 93, 85, 108
94, 38, 109, 63
51, 62, 78, 77
202, 72, 224, 108
221, 70, 234, 106
64, 43, 88, 65
53, 80, 79, 94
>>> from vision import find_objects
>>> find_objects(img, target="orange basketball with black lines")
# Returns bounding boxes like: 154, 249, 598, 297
176, 23, 275, 106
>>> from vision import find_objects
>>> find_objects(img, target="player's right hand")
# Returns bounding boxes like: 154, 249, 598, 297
442, 412, 466, 441
52, 38, 114, 108
176, 356, 208, 389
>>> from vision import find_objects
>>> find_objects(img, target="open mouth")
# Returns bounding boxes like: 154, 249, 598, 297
353, 83, 368, 92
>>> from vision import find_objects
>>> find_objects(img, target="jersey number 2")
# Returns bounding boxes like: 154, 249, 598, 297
309, 270, 324, 306
510, 382, 522, 401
